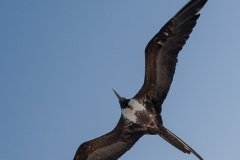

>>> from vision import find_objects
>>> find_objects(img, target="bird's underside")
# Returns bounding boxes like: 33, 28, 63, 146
74, 0, 207, 160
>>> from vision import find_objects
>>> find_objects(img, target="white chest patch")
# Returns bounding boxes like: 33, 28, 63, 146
121, 99, 145, 123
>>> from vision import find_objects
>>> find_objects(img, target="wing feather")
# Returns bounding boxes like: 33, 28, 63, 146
73, 118, 143, 160
134, 0, 207, 113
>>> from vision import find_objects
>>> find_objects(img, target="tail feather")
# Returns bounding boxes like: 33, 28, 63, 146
158, 126, 203, 160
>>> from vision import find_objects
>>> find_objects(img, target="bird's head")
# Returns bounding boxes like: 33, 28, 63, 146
112, 89, 130, 109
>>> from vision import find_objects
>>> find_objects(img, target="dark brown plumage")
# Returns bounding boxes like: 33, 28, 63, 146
74, 0, 207, 159
74, 118, 144, 160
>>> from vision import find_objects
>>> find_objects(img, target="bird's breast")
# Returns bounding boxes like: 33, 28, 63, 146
121, 99, 145, 123
121, 99, 156, 129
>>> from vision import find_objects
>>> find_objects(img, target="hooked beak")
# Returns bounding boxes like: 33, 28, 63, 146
112, 88, 122, 101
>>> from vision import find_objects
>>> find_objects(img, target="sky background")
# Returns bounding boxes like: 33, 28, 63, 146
1, 0, 240, 159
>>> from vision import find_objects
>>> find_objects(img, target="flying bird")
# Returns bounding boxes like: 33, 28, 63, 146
74, 0, 207, 159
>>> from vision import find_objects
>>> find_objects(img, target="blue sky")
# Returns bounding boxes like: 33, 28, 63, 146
1, 0, 240, 159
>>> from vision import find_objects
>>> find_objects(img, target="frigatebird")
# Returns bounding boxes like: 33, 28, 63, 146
74, 0, 207, 159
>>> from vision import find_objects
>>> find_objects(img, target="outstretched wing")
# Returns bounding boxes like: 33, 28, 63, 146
134, 0, 207, 112
73, 118, 143, 160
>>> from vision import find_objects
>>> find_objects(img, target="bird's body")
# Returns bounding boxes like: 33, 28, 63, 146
74, 0, 208, 159
121, 98, 160, 134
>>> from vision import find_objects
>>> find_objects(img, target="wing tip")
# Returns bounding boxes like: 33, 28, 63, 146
174, 0, 208, 19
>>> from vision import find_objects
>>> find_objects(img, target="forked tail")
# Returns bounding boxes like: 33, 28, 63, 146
158, 126, 203, 160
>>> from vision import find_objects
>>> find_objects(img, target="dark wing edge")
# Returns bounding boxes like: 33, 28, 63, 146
73, 118, 143, 160
134, 0, 208, 112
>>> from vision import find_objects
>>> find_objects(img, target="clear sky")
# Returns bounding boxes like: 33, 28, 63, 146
1, 0, 240, 160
